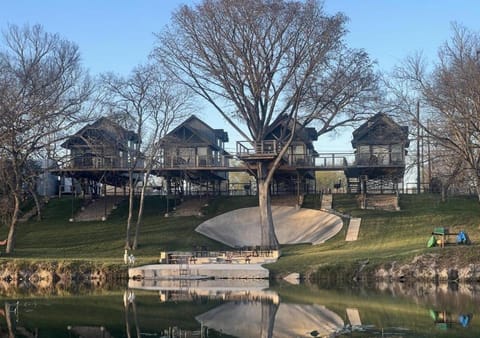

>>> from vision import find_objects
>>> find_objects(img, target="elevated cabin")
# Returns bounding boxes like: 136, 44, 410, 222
157, 115, 231, 195
60, 117, 142, 188
237, 114, 319, 195
160, 115, 229, 169
344, 113, 409, 193
237, 116, 318, 167
62, 117, 142, 170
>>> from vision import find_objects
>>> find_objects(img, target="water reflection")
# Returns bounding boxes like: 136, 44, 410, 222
0, 279, 479, 337
128, 279, 344, 338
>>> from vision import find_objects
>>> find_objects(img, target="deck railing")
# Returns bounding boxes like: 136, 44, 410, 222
236, 140, 279, 157
57, 150, 405, 171
315, 153, 353, 168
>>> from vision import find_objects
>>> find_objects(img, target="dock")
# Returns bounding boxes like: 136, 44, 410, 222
129, 263, 269, 280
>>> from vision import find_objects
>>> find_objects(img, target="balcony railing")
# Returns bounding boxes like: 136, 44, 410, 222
315, 153, 353, 168
160, 155, 230, 168
355, 152, 405, 166
62, 156, 145, 170
237, 140, 279, 158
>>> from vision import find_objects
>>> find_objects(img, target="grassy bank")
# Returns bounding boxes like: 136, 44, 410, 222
268, 194, 480, 278
0, 195, 255, 266
1, 193, 479, 277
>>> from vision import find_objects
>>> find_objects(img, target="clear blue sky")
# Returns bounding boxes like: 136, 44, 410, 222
1, 0, 479, 151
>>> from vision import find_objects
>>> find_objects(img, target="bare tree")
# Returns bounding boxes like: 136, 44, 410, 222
0, 24, 92, 253
389, 23, 480, 201
100, 64, 190, 249
153, 0, 378, 248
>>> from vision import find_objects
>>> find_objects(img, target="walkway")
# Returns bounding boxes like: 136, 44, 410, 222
74, 196, 123, 221
345, 218, 362, 241
321, 194, 332, 210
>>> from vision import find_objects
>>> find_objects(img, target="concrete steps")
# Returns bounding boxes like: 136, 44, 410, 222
173, 198, 207, 217
346, 217, 361, 241
74, 196, 123, 221
321, 194, 332, 210
271, 194, 303, 207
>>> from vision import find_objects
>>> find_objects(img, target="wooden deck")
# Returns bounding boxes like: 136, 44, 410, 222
52, 149, 406, 176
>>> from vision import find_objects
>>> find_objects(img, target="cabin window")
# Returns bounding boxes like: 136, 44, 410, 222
391, 144, 403, 163
358, 145, 369, 154
372, 145, 389, 165
178, 147, 194, 164
293, 145, 304, 154
356, 145, 370, 164
197, 147, 208, 166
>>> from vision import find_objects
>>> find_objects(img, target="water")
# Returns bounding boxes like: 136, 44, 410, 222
0, 279, 478, 337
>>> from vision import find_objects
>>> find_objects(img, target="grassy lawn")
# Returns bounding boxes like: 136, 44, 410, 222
1, 195, 256, 266
267, 193, 480, 276
1, 193, 479, 276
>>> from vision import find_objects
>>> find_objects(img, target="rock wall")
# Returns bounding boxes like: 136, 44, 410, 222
374, 254, 480, 283
0, 261, 127, 294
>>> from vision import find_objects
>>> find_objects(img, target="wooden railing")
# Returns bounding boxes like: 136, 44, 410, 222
57, 150, 405, 171
236, 140, 279, 157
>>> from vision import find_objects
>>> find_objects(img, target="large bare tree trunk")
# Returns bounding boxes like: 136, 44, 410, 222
132, 173, 149, 249
29, 186, 42, 221
125, 171, 134, 249
258, 162, 279, 249
475, 175, 480, 203
6, 192, 20, 254
4, 302, 15, 338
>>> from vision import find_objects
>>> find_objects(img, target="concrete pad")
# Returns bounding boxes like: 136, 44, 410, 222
346, 217, 362, 241
195, 206, 343, 247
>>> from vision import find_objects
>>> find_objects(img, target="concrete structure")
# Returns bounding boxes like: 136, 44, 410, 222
196, 206, 343, 247
128, 263, 269, 280
346, 218, 362, 241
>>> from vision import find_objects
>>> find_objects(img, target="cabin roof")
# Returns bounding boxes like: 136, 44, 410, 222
351, 113, 410, 148
265, 113, 318, 147
162, 115, 229, 153
61, 117, 140, 149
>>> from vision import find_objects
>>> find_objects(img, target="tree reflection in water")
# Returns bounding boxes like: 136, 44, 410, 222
0, 280, 478, 337
124, 289, 140, 338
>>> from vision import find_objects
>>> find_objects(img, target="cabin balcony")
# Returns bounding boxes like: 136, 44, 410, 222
62, 156, 144, 170
354, 152, 405, 167
236, 140, 279, 160
344, 151, 406, 179
160, 155, 230, 169
286, 154, 316, 167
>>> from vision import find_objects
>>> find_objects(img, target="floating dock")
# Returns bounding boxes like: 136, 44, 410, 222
128, 263, 270, 280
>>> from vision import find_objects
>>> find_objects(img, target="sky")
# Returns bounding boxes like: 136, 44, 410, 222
1, 0, 480, 155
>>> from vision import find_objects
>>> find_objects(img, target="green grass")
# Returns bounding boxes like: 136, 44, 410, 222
2, 193, 479, 276
4, 196, 233, 265
268, 193, 480, 277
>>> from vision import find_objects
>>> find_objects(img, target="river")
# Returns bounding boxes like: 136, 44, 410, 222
0, 278, 478, 337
